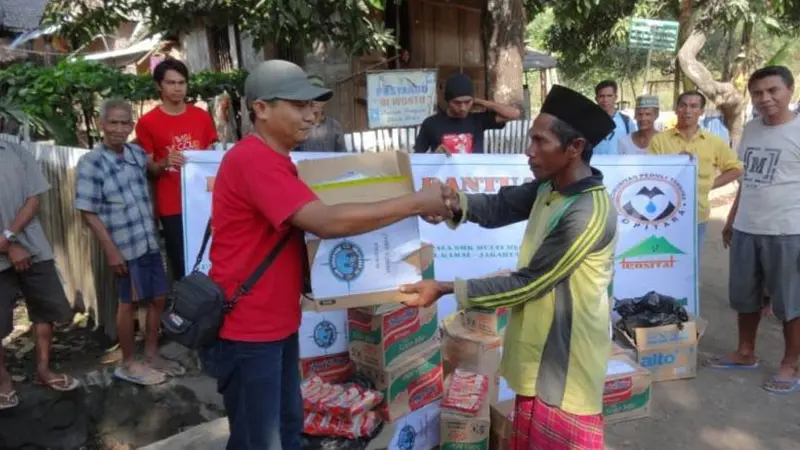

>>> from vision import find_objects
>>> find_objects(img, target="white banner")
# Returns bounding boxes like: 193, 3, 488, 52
366, 69, 438, 129
182, 152, 699, 318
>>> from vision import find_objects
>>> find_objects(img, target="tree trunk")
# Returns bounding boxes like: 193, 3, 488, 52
674, 0, 693, 102
677, 30, 745, 148
484, 0, 526, 108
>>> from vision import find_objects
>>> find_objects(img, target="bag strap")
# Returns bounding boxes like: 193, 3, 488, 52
225, 230, 294, 312
192, 220, 213, 273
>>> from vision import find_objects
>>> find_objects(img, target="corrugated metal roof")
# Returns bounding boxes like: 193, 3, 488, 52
0, 0, 50, 31
523, 48, 558, 71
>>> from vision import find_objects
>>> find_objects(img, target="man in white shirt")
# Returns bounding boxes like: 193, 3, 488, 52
709, 66, 800, 394
592, 80, 636, 155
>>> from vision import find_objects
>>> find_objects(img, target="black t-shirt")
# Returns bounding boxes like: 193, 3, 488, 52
413, 111, 506, 154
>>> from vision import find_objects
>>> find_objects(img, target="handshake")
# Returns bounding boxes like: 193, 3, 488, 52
414, 179, 461, 225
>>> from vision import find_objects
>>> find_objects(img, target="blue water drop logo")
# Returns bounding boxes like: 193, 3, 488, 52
645, 200, 657, 214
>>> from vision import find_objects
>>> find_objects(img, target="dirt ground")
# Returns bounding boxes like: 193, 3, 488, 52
605, 204, 800, 450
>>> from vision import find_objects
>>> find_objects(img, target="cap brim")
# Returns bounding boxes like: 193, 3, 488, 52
280, 84, 333, 102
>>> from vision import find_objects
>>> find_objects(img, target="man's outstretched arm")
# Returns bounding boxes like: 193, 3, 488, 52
456, 188, 614, 309
447, 181, 540, 230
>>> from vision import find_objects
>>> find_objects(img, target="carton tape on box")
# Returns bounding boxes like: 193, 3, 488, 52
356, 342, 444, 422
603, 355, 651, 424
297, 152, 433, 311
349, 305, 438, 370
614, 314, 707, 382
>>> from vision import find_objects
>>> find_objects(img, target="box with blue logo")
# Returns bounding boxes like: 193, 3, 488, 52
296, 152, 433, 311
614, 315, 707, 382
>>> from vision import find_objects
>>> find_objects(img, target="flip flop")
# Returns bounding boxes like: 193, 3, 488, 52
0, 390, 19, 410
705, 355, 760, 370
147, 358, 187, 377
763, 375, 800, 394
35, 374, 81, 392
114, 365, 167, 386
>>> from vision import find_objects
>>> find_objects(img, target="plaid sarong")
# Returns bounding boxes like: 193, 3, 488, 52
511, 396, 604, 450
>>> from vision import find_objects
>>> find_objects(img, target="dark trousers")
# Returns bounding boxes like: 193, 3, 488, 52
160, 214, 185, 279
215, 334, 303, 450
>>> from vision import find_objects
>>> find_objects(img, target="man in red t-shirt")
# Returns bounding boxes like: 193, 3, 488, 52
136, 59, 218, 279
209, 60, 452, 450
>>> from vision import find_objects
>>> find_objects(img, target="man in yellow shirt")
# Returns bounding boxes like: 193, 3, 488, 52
401, 85, 617, 449
648, 91, 743, 257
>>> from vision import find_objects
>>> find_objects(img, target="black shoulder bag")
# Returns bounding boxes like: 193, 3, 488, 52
161, 220, 292, 349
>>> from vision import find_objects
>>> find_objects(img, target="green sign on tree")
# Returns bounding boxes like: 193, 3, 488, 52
629, 18, 680, 52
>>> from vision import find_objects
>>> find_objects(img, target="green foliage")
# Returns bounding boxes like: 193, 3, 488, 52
44, 0, 395, 55
0, 60, 245, 147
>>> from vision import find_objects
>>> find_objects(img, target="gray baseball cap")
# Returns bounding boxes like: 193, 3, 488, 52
244, 60, 333, 105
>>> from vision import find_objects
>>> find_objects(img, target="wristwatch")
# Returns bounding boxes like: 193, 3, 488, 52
2, 230, 18, 243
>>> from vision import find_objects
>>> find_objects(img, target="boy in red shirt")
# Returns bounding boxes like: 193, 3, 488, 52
209, 60, 453, 450
136, 59, 218, 279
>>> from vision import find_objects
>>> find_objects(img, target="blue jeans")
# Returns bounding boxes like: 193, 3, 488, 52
214, 335, 303, 450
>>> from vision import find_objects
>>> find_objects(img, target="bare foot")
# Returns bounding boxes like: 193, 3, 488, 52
35, 371, 80, 391
145, 355, 186, 377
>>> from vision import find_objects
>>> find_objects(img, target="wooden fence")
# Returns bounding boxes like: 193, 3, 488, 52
0, 134, 120, 340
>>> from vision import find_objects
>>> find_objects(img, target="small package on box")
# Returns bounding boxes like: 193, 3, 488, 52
441, 369, 490, 416
297, 152, 433, 311
299, 352, 354, 384
303, 410, 382, 439
440, 371, 491, 450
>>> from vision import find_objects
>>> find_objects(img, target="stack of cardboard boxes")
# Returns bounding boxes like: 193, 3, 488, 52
296, 152, 446, 448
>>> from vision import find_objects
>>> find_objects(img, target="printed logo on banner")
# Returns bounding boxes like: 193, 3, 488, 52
616, 236, 685, 270
613, 174, 687, 229
312, 319, 338, 350
325, 240, 366, 282
397, 424, 417, 450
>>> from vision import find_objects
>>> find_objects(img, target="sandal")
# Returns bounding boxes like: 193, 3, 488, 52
146, 357, 187, 377
35, 374, 81, 392
763, 375, 800, 394
705, 354, 759, 370
113, 365, 167, 386
0, 390, 19, 410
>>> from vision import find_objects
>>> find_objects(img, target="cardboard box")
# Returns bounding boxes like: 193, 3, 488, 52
440, 372, 492, 449
299, 309, 348, 359
356, 344, 444, 422
299, 352, 354, 384
349, 305, 439, 370
615, 315, 707, 382
611, 340, 637, 361
462, 307, 509, 337
489, 400, 514, 450
603, 355, 652, 424
297, 152, 433, 311
441, 403, 491, 449
366, 400, 441, 450
442, 312, 503, 375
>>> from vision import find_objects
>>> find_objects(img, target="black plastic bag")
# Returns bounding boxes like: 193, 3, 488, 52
613, 291, 689, 336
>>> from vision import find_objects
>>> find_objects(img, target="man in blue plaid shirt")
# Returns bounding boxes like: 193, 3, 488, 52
75, 99, 186, 386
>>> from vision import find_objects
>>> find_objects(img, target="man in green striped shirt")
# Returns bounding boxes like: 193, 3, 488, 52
402, 85, 617, 448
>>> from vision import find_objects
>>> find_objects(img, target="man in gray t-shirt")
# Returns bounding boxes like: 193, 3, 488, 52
296, 75, 347, 152
709, 65, 800, 394
0, 140, 78, 410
